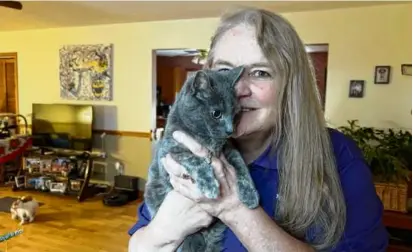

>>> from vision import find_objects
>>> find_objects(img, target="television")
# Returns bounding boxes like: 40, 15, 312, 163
31, 103, 94, 151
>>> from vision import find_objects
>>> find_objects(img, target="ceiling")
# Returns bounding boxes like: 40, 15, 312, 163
0, 1, 406, 31
156, 44, 329, 57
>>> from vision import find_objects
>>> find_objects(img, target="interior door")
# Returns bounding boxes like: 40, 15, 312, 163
0, 57, 18, 114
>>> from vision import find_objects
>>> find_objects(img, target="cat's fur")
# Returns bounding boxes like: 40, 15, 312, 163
10, 195, 39, 225
144, 66, 260, 252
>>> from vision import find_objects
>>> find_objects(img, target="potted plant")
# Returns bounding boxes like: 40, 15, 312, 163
338, 120, 412, 212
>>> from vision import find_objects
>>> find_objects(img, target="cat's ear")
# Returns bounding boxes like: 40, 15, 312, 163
191, 70, 212, 93
228, 66, 245, 87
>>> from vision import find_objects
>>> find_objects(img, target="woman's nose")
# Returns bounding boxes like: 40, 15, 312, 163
235, 78, 252, 98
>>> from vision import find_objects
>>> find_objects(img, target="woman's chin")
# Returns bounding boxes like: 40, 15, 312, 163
232, 126, 252, 139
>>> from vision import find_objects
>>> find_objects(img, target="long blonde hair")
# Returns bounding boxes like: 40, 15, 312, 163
204, 8, 346, 250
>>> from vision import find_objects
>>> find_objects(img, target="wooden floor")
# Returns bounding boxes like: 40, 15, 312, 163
0, 186, 141, 252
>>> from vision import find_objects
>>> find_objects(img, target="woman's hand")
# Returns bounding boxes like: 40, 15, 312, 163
150, 190, 213, 241
163, 131, 244, 220
129, 190, 213, 252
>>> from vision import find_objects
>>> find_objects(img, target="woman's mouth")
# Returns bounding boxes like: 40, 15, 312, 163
234, 107, 257, 125
241, 107, 256, 112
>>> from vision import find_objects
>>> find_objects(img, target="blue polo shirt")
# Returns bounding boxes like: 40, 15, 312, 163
128, 128, 389, 251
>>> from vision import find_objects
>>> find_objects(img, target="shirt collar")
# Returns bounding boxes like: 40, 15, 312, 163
250, 143, 278, 170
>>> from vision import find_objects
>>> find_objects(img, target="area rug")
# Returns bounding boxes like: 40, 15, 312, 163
0, 197, 44, 213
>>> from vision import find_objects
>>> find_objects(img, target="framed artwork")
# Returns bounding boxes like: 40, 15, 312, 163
349, 80, 365, 98
374, 66, 391, 84
59, 43, 113, 101
401, 64, 412, 76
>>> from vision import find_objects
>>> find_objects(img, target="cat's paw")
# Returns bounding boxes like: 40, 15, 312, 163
238, 182, 260, 209
198, 176, 220, 199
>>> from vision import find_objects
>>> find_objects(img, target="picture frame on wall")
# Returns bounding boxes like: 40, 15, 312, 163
374, 65, 391, 84
401, 64, 412, 76
349, 80, 365, 98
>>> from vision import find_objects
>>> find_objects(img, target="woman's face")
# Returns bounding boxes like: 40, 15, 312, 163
211, 24, 278, 139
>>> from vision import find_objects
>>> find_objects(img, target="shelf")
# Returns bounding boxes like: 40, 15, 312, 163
15, 153, 99, 202
383, 211, 412, 230
387, 243, 411, 252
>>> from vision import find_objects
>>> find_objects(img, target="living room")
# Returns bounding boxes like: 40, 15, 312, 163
0, 1, 411, 251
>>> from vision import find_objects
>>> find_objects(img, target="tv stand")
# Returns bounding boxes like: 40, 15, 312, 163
13, 147, 107, 202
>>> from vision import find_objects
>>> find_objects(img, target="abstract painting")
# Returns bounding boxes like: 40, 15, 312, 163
59, 44, 113, 101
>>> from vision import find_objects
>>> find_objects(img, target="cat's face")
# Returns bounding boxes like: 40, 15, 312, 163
179, 66, 244, 139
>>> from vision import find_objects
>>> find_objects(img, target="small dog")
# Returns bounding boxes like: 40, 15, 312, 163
10, 196, 39, 225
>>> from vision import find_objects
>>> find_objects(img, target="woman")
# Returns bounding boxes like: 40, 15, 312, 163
128, 8, 389, 252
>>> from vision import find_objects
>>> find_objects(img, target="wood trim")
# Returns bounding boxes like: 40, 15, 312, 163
0, 52, 17, 59
17, 124, 151, 138
92, 129, 151, 138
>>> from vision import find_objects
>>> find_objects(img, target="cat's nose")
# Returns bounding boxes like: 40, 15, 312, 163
225, 125, 233, 135
225, 118, 233, 135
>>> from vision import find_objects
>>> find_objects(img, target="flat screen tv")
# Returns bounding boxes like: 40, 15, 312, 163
31, 103, 94, 151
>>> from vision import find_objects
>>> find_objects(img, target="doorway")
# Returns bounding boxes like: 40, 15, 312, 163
0, 52, 19, 114
151, 48, 204, 142
305, 44, 329, 110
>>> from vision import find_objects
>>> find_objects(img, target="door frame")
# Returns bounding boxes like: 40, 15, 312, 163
0, 52, 19, 115
150, 49, 202, 141
151, 49, 157, 141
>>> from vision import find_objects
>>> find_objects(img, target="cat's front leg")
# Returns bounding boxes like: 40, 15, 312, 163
224, 148, 260, 209
145, 158, 172, 218
175, 155, 220, 200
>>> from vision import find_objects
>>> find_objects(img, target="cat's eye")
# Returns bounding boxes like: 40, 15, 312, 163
211, 110, 222, 119
218, 68, 231, 72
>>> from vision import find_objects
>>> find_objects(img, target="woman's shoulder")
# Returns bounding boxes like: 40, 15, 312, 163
327, 127, 366, 172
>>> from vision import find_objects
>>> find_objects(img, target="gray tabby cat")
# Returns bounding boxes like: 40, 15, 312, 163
144, 66, 260, 252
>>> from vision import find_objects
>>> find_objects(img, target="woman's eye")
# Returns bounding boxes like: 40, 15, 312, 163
211, 110, 222, 119
250, 70, 271, 78
218, 68, 231, 72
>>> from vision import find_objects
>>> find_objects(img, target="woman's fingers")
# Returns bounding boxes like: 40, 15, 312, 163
170, 131, 235, 197
173, 131, 226, 179
220, 154, 236, 181
163, 154, 193, 181
173, 131, 210, 158
170, 175, 203, 202
162, 157, 180, 177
